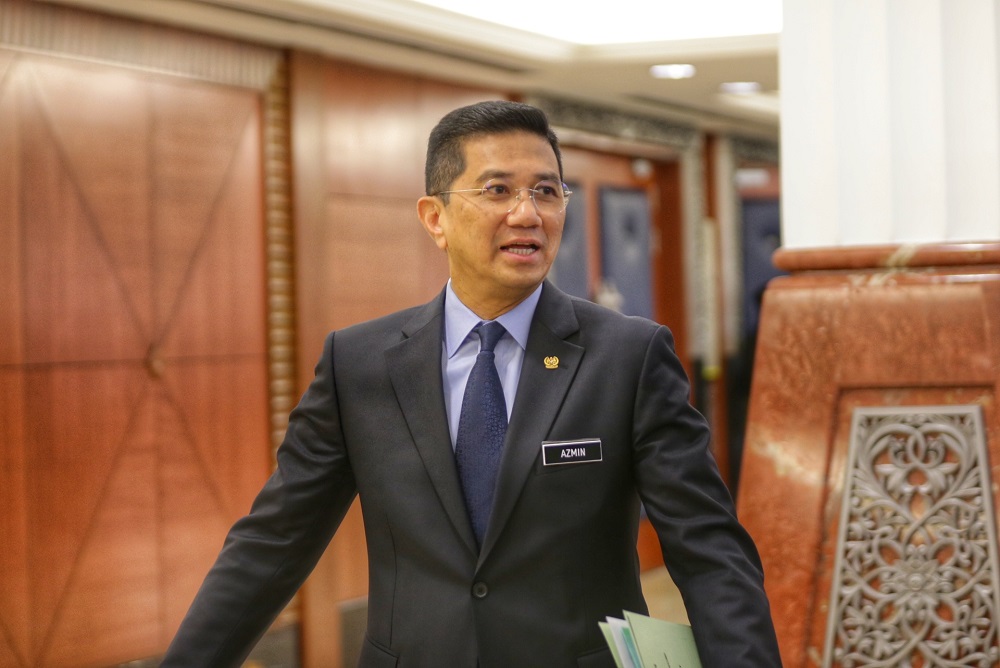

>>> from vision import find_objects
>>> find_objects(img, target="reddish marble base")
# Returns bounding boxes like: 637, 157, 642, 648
736, 242, 1000, 667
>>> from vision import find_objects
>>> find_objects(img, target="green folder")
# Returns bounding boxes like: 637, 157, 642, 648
599, 621, 625, 668
600, 611, 703, 668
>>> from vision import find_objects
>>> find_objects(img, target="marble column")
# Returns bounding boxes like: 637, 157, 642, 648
739, 2, 1000, 665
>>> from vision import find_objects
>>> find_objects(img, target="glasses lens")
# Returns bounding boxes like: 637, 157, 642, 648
479, 180, 511, 203
477, 179, 570, 214
531, 181, 567, 213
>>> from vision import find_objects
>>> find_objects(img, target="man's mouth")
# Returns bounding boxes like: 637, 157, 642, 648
501, 243, 539, 256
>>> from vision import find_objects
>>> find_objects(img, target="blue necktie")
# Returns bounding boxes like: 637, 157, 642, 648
455, 321, 508, 547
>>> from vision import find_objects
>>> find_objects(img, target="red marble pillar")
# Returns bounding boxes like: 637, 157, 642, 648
737, 242, 1000, 666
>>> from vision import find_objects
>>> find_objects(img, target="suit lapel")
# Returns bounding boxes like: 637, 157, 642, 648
385, 292, 478, 555
479, 283, 583, 563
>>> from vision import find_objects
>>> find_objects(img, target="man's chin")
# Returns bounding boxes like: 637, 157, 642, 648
500, 273, 548, 294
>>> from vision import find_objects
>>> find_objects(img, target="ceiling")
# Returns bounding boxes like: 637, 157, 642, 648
42, 0, 781, 140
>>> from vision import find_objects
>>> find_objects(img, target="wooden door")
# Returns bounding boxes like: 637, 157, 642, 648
559, 147, 687, 350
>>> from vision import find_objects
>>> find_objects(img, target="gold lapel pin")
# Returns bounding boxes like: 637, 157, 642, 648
544, 356, 559, 370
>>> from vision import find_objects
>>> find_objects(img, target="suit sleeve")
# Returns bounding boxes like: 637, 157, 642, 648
632, 325, 782, 668
161, 331, 358, 667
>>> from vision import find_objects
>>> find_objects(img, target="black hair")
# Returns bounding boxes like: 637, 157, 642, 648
424, 100, 563, 198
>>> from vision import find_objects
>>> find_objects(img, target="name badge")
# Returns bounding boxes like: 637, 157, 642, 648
542, 439, 602, 466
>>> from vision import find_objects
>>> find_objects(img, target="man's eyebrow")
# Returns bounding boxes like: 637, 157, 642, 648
473, 169, 513, 183
472, 169, 561, 183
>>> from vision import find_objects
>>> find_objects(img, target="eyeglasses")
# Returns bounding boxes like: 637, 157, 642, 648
435, 179, 573, 215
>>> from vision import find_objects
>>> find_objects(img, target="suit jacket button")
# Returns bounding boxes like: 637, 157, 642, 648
472, 582, 489, 599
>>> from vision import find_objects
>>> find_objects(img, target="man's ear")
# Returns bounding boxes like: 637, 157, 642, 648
417, 195, 448, 251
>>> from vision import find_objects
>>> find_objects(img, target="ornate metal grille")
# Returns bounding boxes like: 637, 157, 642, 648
823, 406, 1000, 667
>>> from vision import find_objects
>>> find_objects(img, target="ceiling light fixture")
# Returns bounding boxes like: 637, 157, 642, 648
650, 64, 697, 80
719, 81, 763, 94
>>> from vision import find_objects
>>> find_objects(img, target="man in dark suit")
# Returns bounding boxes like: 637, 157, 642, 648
162, 100, 781, 667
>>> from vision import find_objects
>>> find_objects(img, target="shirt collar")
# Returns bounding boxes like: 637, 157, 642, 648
444, 281, 542, 358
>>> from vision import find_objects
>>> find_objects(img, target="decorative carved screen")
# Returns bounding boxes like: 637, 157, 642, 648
823, 406, 1000, 667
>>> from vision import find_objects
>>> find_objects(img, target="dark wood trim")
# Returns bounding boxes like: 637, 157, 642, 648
263, 55, 298, 456
702, 135, 730, 487
652, 160, 689, 363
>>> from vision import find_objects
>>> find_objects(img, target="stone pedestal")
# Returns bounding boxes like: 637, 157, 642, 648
738, 242, 1000, 666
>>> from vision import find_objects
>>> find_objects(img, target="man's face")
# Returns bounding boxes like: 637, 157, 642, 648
418, 131, 565, 317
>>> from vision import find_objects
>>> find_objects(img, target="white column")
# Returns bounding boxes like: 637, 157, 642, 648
780, 0, 1000, 248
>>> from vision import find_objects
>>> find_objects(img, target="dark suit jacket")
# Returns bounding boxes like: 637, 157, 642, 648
162, 282, 781, 667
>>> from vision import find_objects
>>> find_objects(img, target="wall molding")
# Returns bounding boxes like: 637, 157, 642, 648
1, 0, 280, 89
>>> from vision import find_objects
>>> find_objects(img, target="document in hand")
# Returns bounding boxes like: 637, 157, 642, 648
599, 610, 703, 668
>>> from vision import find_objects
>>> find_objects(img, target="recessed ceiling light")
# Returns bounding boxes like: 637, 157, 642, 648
719, 81, 762, 94
650, 64, 697, 80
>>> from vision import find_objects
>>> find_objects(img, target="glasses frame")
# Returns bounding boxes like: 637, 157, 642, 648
434, 180, 573, 215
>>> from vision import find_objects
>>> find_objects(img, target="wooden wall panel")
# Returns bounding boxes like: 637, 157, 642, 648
318, 61, 425, 197
0, 39, 272, 667
0, 370, 29, 666
290, 51, 505, 667
321, 197, 445, 319
292, 53, 501, 364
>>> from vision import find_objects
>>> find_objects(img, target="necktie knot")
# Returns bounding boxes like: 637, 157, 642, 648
476, 320, 506, 353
